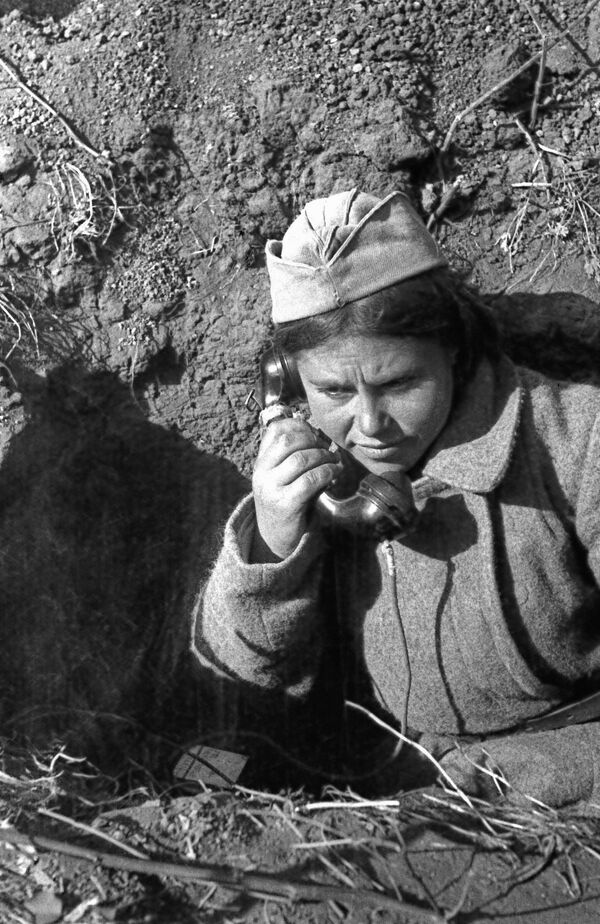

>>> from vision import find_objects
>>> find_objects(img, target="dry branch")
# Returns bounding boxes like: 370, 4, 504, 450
0, 52, 115, 166
530, 34, 548, 130
37, 808, 148, 860
440, 53, 543, 153
522, 0, 549, 130
0, 827, 443, 921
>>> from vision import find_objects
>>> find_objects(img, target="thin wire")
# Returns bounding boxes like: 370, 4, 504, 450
382, 540, 412, 752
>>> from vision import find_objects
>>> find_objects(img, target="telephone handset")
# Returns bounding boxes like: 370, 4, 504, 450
255, 346, 419, 540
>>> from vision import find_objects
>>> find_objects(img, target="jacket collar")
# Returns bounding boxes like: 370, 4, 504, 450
420, 355, 522, 494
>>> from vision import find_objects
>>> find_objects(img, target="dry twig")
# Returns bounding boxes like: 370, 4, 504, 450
440, 53, 543, 153
37, 808, 148, 860
426, 178, 465, 230
0, 826, 443, 921
520, 0, 549, 129
0, 52, 114, 166
513, 117, 551, 196
530, 35, 548, 130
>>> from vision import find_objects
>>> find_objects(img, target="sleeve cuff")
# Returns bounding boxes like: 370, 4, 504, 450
222, 494, 326, 595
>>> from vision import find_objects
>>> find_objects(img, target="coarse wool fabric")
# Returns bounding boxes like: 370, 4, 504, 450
265, 189, 448, 322
193, 355, 600, 807
440, 725, 600, 806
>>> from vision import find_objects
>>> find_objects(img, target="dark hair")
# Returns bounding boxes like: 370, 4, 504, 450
272, 267, 500, 391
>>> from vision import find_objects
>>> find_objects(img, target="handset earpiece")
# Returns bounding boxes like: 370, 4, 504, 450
258, 346, 305, 408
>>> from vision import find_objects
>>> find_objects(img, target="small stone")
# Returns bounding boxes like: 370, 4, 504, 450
246, 187, 289, 237
490, 190, 512, 212
101, 296, 126, 322
546, 39, 579, 76
145, 299, 168, 319
576, 105, 593, 123
356, 116, 430, 169
297, 125, 322, 153
24, 890, 62, 924
352, 62, 363, 73
239, 171, 265, 192
421, 183, 438, 213
0, 133, 33, 183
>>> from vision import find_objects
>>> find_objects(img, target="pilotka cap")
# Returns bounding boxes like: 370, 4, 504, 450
266, 188, 448, 323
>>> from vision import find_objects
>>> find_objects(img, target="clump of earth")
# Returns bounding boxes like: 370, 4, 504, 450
0, 0, 599, 919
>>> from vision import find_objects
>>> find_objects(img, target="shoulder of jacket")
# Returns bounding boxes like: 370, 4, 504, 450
517, 365, 600, 436
514, 366, 600, 506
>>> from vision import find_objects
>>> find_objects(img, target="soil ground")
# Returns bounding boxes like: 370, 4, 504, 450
1, 0, 600, 920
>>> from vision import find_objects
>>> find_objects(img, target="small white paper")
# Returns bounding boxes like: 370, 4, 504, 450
174, 745, 248, 786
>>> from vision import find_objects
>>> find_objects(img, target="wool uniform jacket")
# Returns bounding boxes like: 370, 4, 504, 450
193, 355, 600, 806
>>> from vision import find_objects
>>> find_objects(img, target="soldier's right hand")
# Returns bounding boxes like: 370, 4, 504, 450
251, 416, 343, 562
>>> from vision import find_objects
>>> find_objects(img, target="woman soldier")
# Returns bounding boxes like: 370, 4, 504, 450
192, 189, 600, 806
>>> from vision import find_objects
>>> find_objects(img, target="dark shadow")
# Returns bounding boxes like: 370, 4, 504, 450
120, 124, 183, 206
492, 290, 600, 383
0, 363, 249, 774
190, 524, 442, 795
0, 0, 81, 18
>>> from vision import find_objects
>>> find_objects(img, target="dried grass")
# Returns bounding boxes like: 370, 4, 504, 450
0, 281, 39, 361
46, 162, 125, 260
0, 739, 121, 818
2, 729, 600, 922
497, 147, 600, 287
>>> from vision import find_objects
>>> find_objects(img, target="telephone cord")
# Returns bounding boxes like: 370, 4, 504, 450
187, 541, 415, 787
381, 539, 412, 758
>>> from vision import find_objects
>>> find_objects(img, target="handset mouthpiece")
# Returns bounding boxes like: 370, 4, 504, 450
315, 446, 418, 540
